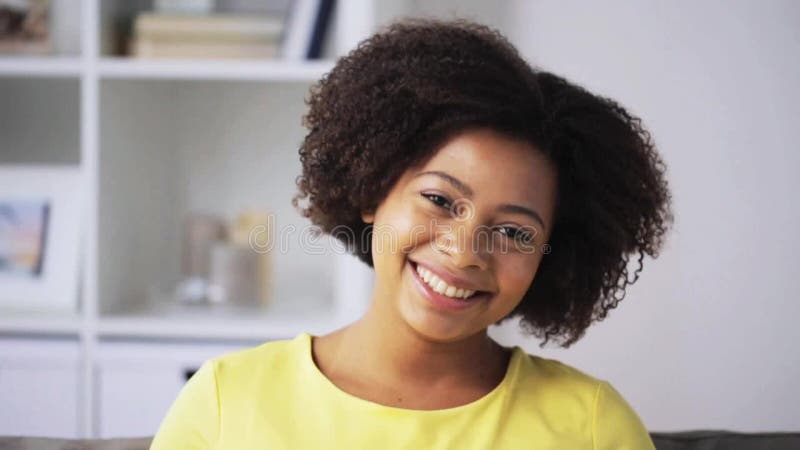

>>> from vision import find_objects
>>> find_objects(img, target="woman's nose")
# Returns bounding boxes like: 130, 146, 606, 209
432, 222, 490, 271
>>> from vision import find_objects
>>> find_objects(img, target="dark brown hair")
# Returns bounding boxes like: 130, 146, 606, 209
292, 18, 674, 348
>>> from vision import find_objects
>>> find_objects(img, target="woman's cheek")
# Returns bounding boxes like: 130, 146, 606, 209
398, 207, 435, 250
378, 207, 425, 254
499, 253, 539, 296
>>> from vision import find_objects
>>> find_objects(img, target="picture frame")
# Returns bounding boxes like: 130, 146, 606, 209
0, 166, 82, 313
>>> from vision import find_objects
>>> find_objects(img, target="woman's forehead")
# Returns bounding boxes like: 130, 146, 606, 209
418, 130, 555, 192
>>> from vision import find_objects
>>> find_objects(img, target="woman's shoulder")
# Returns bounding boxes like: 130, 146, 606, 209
510, 349, 607, 414
514, 348, 604, 391
511, 348, 655, 448
210, 332, 307, 379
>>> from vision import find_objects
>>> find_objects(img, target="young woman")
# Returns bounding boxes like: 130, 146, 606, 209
152, 18, 673, 449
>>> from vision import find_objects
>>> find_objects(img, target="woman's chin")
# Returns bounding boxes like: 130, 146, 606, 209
397, 293, 478, 343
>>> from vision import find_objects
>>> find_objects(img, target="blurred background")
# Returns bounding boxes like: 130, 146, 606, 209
0, 0, 797, 440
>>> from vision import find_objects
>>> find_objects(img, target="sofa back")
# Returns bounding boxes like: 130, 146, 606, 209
3, 431, 800, 449
651, 430, 800, 450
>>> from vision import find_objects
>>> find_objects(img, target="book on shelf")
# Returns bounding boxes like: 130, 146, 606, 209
127, 0, 336, 61
131, 13, 284, 60
135, 13, 284, 42
132, 39, 280, 59
281, 0, 334, 60
306, 0, 334, 59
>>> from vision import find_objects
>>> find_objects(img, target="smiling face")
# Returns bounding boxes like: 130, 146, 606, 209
362, 127, 559, 343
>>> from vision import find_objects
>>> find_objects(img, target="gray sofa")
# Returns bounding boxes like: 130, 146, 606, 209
650, 430, 800, 449
0, 438, 150, 450
2, 431, 800, 449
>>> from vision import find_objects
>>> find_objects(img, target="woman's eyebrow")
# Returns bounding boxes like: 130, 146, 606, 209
415, 170, 473, 196
414, 170, 546, 231
497, 204, 546, 232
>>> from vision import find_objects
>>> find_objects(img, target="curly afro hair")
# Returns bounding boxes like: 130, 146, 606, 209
292, 17, 674, 348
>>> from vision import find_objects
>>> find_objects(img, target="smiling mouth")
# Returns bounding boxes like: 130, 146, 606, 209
409, 261, 491, 302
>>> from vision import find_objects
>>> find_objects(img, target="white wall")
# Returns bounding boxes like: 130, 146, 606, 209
488, 0, 800, 433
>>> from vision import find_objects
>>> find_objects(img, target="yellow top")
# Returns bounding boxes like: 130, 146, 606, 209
151, 332, 655, 449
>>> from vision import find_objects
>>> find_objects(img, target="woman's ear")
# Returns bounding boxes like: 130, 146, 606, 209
361, 210, 374, 224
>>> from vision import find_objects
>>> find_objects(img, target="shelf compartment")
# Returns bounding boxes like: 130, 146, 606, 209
0, 77, 81, 165
98, 79, 337, 318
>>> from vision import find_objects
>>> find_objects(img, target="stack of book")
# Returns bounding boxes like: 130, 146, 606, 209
130, 13, 285, 59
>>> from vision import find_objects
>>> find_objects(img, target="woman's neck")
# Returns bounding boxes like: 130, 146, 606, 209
313, 295, 511, 400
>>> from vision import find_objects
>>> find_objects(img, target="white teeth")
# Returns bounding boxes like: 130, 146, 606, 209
414, 263, 478, 299
422, 271, 432, 284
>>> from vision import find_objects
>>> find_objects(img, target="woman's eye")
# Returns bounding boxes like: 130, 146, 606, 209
422, 193, 452, 209
496, 226, 535, 245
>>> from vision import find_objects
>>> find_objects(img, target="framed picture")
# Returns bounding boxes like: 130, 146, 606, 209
0, 166, 82, 313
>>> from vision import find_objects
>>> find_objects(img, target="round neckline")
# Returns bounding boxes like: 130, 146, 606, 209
299, 331, 523, 415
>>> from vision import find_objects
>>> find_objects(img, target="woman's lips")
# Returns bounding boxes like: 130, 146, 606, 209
408, 260, 490, 312
411, 259, 490, 293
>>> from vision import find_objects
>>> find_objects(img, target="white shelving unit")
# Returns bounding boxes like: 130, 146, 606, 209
0, 0, 509, 439
0, 57, 83, 77
0, 0, 379, 439
0, 312, 82, 336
